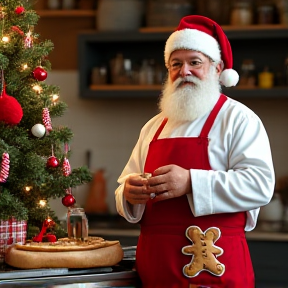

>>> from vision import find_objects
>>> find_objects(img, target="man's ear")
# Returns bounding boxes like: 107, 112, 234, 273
216, 60, 224, 75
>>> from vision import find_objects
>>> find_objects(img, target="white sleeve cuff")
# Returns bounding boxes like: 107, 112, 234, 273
190, 169, 214, 216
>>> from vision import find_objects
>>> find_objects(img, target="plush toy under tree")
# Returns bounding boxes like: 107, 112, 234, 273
0, 0, 92, 253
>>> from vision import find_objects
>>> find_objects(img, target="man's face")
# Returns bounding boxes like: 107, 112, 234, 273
168, 49, 221, 84
159, 49, 222, 123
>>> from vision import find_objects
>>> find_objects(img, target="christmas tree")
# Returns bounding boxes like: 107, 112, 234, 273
0, 0, 92, 240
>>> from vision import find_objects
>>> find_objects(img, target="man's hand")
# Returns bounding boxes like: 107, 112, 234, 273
123, 174, 150, 205
147, 165, 191, 201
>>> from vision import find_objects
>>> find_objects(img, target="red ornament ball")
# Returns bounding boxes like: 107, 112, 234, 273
33, 67, 48, 81
0, 88, 23, 125
15, 6, 25, 14
62, 194, 76, 207
46, 156, 59, 168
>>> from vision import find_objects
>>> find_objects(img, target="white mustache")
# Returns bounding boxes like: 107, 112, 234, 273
174, 76, 202, 89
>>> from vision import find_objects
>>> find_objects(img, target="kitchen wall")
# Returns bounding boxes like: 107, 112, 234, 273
47, 70, 288, 219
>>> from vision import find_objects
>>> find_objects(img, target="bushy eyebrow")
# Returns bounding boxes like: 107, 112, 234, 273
169, 56, 203, 63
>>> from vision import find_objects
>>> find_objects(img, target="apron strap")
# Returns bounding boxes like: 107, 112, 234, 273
153, 117, 168, 141
199, 94, 227, 138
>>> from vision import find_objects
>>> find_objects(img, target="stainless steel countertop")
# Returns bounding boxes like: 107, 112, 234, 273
0, 270, 140, 287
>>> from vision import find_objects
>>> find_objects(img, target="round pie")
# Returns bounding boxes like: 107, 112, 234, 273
5, 236, 124, 269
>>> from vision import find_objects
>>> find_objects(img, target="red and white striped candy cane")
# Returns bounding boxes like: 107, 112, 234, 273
42, 107, 52, 132
62, 157, 71, 176
0, 152, 10, 183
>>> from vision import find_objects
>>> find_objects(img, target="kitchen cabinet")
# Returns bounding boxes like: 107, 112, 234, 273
78, 25, 288, 99
33, 4, 97, 70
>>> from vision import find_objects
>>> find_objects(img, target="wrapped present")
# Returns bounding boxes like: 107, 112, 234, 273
0, 218, 27, 263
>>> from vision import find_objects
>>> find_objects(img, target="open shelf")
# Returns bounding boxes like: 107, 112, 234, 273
78, 26, 288, 99
36, 9, 96, 17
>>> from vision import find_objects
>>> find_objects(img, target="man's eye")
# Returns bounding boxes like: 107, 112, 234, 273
171, 62, 181, 68
191, 61, 202, 66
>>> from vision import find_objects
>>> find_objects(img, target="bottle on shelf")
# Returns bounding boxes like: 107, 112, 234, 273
91, 66, 107, 85
139, 59, 155, 85
239, 59, 256, 87
258, 66, 274, 88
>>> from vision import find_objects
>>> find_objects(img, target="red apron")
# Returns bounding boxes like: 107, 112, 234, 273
136, 94, 254, 288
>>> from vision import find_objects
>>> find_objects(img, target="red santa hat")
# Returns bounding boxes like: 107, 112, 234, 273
164, 15, 239, 87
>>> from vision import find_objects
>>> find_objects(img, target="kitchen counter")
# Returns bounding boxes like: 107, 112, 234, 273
0, 264, 140, 287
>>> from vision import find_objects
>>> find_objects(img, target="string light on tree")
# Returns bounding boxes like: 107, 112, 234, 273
22, 63, 28, 70
52, 94, 59, 104
32, 84, 42, 94
39, 200, 47, 207
2, 36, 9, 43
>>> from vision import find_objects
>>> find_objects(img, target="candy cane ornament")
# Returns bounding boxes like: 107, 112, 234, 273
0, 152, 10, 183
62, 143, 71, 176
42, 107, 52, 133
62, 157, 71, 176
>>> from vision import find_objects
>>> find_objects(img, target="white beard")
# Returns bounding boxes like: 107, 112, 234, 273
159, 67, 222, 124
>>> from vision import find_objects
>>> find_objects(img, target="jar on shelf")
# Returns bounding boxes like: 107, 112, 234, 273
257, 4, 274, 24
97, 0, 144, 31
258, 66, 274, 88
67, 207, 89, 240
146, 0, 195, 27
198, 0, 231, 25
91, 66, 107, 85
47, 0, 61, 10
239, 59, 256, 87
230, 1, 253, 26
62, 0, 76, 10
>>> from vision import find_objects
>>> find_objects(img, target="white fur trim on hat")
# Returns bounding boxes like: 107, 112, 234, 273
164, 28, 221, 67
219, 69, 239, 87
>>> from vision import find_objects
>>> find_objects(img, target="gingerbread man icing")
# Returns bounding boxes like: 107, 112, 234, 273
182, 226, 225, 277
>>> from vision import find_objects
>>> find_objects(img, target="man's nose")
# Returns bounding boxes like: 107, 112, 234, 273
179, 62, 192, 77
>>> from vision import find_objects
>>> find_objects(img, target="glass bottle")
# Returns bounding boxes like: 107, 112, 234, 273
67, 207, 89, 240
258, 66, 274, 89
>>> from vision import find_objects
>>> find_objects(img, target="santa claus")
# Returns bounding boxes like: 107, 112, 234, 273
115, 15, 275, 288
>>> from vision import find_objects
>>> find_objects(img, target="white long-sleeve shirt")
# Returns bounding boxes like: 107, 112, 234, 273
115, 96, 275, 231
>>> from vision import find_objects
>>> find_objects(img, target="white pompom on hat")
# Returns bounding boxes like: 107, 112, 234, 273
164, 15, 239, 87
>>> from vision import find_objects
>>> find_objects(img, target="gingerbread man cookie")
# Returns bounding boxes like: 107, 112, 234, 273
182, 226, 225, 277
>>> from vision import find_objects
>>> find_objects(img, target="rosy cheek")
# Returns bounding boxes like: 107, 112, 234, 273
170, 72, 179, 83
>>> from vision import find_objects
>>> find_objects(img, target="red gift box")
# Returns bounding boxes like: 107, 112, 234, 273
0, 218, 27, 262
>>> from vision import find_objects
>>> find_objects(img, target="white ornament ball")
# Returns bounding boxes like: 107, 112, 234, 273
31, 123, 46, 138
